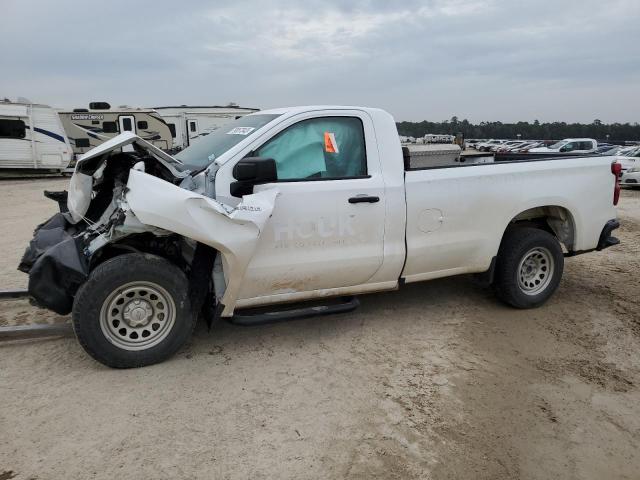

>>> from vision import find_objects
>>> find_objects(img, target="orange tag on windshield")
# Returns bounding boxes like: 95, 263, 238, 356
324, 132, 339, 153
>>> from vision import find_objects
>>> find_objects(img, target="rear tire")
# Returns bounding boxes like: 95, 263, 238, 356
72, 253, 194, 368
493, 227, 564, 309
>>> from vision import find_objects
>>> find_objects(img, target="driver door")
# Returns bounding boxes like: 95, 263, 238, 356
235, 113, 386, 301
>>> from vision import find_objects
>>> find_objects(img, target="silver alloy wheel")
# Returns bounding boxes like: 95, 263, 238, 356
517, 247, 554, 296
99, 281, 176, 351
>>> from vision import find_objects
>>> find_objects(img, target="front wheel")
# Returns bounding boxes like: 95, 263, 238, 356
493, 227, 564, 309
72, 253, 194, 368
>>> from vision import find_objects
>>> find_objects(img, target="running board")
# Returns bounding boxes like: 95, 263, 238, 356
229, 296, 360, 326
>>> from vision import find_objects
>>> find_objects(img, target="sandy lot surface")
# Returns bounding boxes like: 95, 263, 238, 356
1, 178, 639, 480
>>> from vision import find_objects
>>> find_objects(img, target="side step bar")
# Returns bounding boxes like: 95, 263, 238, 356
229, 296, 360, 326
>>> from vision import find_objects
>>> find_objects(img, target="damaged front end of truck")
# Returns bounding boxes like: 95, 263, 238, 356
18, 132, 278, 320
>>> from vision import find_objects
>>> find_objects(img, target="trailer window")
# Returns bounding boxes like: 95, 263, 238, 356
103, 122, 118, 133
75, 138, 90, 148
255, 117, 367, 180
0, 119, 26, 139
137, 120, 148, 129
167, 123, 176, 138
189, 121, 197, 132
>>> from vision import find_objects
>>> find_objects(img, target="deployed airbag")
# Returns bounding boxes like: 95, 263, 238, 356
19, 212, 88, 314
27, 236, 89, 315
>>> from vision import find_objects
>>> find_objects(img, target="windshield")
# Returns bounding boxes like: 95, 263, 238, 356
175, 114, 281, 170
547, 141, 567, 149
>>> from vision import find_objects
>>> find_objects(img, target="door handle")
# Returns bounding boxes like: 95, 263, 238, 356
348, 195, 380, 204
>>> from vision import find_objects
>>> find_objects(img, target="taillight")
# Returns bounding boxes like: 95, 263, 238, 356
611, 162, 621, 205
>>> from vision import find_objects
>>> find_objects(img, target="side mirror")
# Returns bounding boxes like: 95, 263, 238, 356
231, 157, 277, 197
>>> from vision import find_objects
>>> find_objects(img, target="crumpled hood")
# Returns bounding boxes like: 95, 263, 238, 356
67, 132, 189, 223
75, 131, 185, 174
23, 130, 281, 317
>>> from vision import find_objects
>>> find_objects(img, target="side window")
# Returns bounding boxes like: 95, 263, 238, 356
137, 120, 148, 129
255, 117, 367, 180
189, 121, 197, 133
75, 138, 90, 148
167, 123, 176, 138
0, 119, 26, 139
563, 142, 576, 152
103, 121, 118, 133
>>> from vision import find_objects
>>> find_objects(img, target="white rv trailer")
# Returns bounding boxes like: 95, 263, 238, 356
58, 103, 173, 157
153, 105, 259, 151
0, 100, 72, 170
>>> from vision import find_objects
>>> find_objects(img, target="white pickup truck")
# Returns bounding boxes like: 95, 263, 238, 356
20, 106, 622, 368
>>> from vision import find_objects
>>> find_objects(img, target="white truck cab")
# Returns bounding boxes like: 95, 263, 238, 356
20, 106, 621, 368
529, 138, 598, 154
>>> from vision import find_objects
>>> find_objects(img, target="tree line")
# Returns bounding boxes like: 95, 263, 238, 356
396, 117, 640, 141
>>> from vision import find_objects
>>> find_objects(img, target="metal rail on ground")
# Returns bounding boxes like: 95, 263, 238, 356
0, 289, 73, 339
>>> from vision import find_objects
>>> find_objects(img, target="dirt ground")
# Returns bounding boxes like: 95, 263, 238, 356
1, 178, 639, 480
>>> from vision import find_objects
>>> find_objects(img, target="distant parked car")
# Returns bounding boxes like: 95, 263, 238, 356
603, 146, 635, 157
598, 146, 623, 156
529, 138, 597, 154
496, 141, 533, 153
613, 147, 640, 173
477, 139, 506, 152
620, 166, 640, 188
595, 144, 614, 154
493, 141, 521, 152
516, 142, 544, 153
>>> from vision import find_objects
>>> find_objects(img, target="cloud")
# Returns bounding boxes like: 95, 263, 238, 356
1, 0, 639, 122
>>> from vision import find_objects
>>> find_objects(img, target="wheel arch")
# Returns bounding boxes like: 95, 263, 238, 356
89, 233, 190, 272
88, 234, 218, 322
480, 205, 576, 285
503, 205, 577, 251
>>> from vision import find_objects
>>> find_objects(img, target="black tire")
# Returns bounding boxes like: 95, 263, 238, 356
493, 227, 564, 309
72, 253, 194, 368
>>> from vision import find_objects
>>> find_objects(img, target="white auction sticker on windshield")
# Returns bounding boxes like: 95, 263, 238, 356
227, 127, 255, 135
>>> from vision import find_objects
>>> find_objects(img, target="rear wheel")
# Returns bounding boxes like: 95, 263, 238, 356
493, 227, 564, 308
72, 253, 194, 368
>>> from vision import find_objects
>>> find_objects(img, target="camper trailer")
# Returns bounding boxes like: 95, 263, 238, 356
58, 103, 173, 157
153, 104, 259, 151
0, 100, 72, 171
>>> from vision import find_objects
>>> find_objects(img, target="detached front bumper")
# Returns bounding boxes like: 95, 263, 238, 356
18, 210, 89, 315
596, 219, 620, 251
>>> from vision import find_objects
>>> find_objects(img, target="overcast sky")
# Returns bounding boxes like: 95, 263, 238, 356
2, 0, 639, 123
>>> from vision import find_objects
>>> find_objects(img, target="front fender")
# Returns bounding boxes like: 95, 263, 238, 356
125, 169, 278, 316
